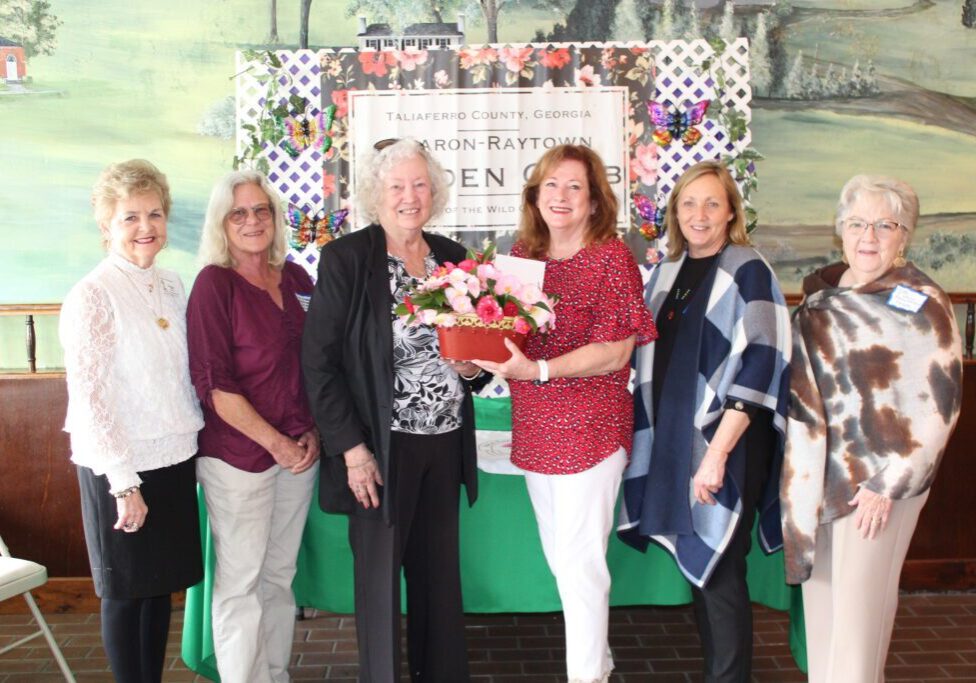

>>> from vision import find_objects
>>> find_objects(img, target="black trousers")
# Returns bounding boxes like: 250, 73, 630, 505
690, 413, 774, 683
348, 430, 470, 683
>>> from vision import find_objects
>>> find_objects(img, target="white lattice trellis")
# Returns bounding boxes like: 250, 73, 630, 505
236, 39, 753, 279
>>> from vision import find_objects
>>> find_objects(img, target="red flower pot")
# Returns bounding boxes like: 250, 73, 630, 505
437, 315, 528, 363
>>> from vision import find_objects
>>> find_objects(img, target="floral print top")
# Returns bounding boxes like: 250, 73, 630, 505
388, 252, 464, 434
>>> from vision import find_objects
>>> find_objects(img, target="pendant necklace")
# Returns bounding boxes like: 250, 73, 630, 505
116, 265, 170, 330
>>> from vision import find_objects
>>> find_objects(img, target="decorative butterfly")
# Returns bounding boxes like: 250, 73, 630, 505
647, 100, 710, 146
288, 205, 348, 250
281, 104, 337, 159
634, 193, 666, 241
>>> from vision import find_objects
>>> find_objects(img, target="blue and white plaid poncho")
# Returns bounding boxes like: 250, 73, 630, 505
617, 245, 791, 587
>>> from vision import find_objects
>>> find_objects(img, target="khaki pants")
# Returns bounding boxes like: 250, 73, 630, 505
802, 490, 929, 683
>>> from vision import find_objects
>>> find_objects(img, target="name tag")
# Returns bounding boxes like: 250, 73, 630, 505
887, 285, 928, 313
295, 293, 311, 312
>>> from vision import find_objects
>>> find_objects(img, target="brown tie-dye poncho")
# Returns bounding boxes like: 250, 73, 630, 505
781, 262, 963, 584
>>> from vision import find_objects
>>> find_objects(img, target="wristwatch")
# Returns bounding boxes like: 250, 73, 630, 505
533, 359, 550, 386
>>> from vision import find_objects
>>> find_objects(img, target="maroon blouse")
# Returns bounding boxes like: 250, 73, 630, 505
187, 262, 316, 472
508, 239, 657, 474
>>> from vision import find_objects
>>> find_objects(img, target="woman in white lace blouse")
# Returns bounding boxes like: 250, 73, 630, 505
59, 159, 204, 683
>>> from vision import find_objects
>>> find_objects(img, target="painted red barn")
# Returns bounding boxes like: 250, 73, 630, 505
0, 37, 26, 83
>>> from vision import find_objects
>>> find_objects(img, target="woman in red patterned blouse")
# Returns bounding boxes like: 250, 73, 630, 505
475, 145, 657, 683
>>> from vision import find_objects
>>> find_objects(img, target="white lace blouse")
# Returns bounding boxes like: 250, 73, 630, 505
60, 253, 204, 493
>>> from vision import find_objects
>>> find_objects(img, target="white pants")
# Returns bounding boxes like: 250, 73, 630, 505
524, 447, 627, 683
803, 490, 929, 683
197, 456, 318, 683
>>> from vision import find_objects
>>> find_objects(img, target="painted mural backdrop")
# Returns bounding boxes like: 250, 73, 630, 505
2, 0, 975, 367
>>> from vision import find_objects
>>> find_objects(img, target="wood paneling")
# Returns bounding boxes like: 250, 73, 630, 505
1, 364, 974, 594
0, 375, 88, 576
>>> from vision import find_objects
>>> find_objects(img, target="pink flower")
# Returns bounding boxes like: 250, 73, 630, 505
465, 275, 483, 298
457, 258, 478, 273
528, 304, 552, 329
322, 173, 337, 198
359, 51, 396, 77
475, 296, 503, 324
395, 50, 429, 72
537, 48, 571, 69
476, 263, 499, 281
630, 143, 658, 186
575, 65, 602, 87
331, 90, 349, 118
459, 47, 498, 69
516, 283, 543, 306
514, 317, 531, 334
448, 294, 474, 315
434, 313, 457, 327
434, 70, 451, 87
419, 309, 438, 325
493, 274, 521, 296
499, 47, 533, 73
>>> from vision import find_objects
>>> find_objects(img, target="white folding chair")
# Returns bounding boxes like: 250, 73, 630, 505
0, 534, 76, 682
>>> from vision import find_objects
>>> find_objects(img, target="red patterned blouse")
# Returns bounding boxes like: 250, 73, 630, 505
508, 238, 657, 474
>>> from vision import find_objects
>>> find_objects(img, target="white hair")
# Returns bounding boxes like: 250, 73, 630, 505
355, 138, 449, 225
197, 169, 289, 268
835, 174, 920, 246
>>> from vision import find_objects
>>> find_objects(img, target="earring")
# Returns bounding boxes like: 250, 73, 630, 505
893, 250, 906, 268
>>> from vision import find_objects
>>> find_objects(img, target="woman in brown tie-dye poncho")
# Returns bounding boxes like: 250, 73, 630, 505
781, 175, 963, 683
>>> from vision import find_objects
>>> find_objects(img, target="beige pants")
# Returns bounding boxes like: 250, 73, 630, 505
802, 490, 929, 683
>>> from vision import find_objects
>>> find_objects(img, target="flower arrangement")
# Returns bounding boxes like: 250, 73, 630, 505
394, 244, 557, 335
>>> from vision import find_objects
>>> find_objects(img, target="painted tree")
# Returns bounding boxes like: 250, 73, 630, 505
821, 63, 837, 98
300, 0, 313, 48
548, 0, 618, 42
0, 0, 61, 59
750, 12, 772, 97
611, 0, 644, 42
963, 0, 976, 28
863, 59, 880, 95
718, 0, 737, 45
849, 59, 863, 96
684, 2, 702, 40
656, 0, 676, 41
269, 0, 279, 43
784, 50, 805, 99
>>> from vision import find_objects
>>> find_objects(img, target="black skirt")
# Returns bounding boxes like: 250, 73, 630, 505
77, 457, 203, 599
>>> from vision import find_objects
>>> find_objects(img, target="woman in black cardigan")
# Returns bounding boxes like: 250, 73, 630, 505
302, 138, 486, 682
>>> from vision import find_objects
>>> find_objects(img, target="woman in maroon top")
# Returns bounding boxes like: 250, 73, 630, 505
186, 170, 320, 683
475, 145, 657, 683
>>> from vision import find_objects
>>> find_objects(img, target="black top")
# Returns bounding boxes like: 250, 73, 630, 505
652, 253, 718, 416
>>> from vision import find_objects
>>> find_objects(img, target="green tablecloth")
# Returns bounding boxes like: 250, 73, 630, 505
182, 398, 808, 679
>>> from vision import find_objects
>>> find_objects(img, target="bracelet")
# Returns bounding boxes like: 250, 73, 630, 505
346, 459, 373, 469
533, 359, 550, 386
113, 486, 139, 499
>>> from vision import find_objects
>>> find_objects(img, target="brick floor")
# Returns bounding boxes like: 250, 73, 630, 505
0, 592, 974, 681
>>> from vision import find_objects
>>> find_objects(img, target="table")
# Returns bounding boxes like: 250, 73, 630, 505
181, 398, 808, 680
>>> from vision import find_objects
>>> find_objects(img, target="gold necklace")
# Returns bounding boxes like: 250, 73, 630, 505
115, 264, 170, 330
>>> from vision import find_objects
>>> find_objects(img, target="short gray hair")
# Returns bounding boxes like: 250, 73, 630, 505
198, 169, 289, 268
835, 175, 920, 246
355, 138, 449, 226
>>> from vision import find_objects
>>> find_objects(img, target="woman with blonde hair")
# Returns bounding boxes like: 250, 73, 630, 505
60, 159, 204, 682
618, 160, 791, 683
187, 169, 320, 683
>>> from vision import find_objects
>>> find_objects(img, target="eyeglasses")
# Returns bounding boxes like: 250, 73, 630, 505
373, 138, 399, 151
842, 217, 906, 237
226, 205, 273, 226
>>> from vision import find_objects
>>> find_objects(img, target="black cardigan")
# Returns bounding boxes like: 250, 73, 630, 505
302, 224, 484, 523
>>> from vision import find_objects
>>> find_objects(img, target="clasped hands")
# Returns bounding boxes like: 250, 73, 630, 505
270, 428, 320, 474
